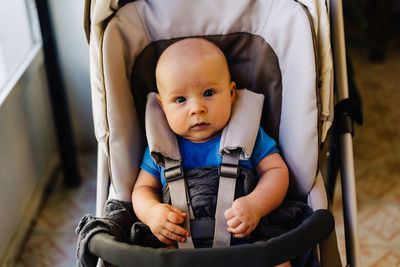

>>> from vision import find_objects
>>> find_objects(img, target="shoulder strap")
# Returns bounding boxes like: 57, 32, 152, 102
219, 89, 265, 160
213, 89, 265, 247
146, 93, 194, 249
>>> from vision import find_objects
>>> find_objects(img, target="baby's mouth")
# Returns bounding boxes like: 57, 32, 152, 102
191, 122, 209, 130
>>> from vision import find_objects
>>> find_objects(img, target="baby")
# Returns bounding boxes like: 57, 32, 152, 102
132, 38, 289, 260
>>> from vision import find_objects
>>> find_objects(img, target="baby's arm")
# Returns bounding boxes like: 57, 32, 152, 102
225, 153, 289, 238
132, 169, 190, 245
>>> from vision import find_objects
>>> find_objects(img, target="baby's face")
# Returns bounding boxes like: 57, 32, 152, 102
157, 53, 235, 143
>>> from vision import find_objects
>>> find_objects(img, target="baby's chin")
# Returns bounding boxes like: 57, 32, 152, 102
183, 130, 222, 143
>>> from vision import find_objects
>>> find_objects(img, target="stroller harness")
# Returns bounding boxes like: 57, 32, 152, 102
145, 89, 264, 248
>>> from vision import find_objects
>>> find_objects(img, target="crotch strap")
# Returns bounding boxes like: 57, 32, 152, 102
213, 149, 241, 247
164, 158, 195, 249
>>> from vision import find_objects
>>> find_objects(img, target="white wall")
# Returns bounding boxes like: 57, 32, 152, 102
0, 48, 59, 264
48, 0, 95, 151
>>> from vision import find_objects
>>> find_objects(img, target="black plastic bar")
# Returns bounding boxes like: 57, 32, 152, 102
334, 98, 355, 136
326, 98, 355, 202
34, 0, 80, 187
89, 210, 335, 267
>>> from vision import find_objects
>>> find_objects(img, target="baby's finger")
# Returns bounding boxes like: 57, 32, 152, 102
228, 222, 249, 234
167, 211, 185, 224
168, 205, 186, 217
155, 233, 175, 246
234, 232, 250, 239
161, 228, 186, 243
224, 208, 235, 220
165, 221, 190, 238
235, 225, 253, 238
226, 217, 241, 229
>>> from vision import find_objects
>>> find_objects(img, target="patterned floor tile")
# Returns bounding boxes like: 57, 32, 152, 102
360, 205, 400, 242
369, 251, 400, 267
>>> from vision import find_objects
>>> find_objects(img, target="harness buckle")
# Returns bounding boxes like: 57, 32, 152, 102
218, 162, 240, 178
164, 164, 184, 182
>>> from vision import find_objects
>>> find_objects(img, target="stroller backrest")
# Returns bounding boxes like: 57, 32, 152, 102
100, 0, 319, 201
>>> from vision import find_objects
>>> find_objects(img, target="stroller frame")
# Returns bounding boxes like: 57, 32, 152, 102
83, 0, 361, 266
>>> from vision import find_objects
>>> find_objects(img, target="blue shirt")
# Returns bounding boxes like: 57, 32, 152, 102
140, 127, 279, 186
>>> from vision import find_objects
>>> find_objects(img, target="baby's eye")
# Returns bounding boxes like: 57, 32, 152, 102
203, 89, 215, 97
175, 97, 186, 103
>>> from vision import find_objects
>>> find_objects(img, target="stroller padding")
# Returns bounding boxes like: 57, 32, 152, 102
219, 89, 264, 161
102, 0, 319, 203
89, 209, 334, 267
145, 92, 181, 166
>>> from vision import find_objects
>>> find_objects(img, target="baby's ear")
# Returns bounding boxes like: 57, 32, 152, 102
230, 82, 236, 103
156, 94, 164, 110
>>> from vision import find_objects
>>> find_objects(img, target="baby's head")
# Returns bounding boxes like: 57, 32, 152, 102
155, 38, 236, 143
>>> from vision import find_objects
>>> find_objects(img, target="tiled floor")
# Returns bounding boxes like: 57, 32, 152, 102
14, 154, 97, 267
13, 34, 400, 267
332, 35, 400, 266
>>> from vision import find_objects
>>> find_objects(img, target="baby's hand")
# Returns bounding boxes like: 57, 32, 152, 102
224, 196, 262, 238
147, 203, 190, 245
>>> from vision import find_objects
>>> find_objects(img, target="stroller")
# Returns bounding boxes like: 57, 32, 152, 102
80, 0, 360, 266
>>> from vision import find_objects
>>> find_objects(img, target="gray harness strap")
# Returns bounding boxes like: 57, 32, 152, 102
213, 149, 241, 248
164, 159, 195, 249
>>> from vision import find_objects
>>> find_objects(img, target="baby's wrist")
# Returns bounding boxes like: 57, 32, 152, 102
245, 194, 264, 219
145, 203, 162, 224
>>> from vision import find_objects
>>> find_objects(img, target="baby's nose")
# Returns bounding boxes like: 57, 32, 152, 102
190, 99, 207, 116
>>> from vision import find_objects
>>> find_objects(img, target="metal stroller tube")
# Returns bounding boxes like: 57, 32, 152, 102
330, 0, 361, 266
